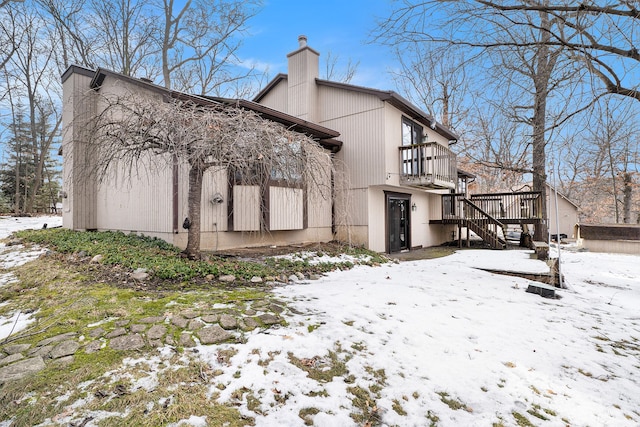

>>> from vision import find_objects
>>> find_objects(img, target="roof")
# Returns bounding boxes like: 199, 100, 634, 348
61, 65, 342, 153
253, 73, 459, 142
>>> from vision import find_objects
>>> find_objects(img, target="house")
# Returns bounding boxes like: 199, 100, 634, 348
254, 36, 462, 253
61, 65, 342, 251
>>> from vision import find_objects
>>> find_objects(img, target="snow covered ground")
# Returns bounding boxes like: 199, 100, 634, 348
1, 216, 639, 426
0, 215, 62, 340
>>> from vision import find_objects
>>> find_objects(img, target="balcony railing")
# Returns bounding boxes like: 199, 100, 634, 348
399, 142, 456, 189
441, 191, 543, 223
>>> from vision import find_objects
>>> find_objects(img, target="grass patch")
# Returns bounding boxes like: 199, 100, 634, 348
299, 407, 320, 425
437, 391, 471, 412
288, 349, 349, 383
512, 411, 535, 426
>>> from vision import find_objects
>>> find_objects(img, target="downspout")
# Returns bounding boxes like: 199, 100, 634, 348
172, 155, 179, 234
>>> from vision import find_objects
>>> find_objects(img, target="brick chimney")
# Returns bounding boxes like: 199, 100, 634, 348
286, 35, 319, 122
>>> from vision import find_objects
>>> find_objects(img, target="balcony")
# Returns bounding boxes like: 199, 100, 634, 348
441, 191, 544, 224
398, 142, 457, 190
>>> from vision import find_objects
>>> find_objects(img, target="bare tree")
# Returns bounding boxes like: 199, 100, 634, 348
322, 51, 359, 84
87, 91, 331, 258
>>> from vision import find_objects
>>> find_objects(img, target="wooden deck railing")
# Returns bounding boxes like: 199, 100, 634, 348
441, 191, 543, 223
399, 142, 456, 189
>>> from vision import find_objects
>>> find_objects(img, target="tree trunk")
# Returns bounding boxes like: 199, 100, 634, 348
183, 164, 203, 259
622, 172, 633, 224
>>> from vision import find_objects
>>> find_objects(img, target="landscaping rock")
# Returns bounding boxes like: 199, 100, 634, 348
219, 314, 237, 330
3, 343, 31, 355
131, 271, 149, 281
288, 274, 299, 282
188, 319, 204, 331
201, 314, 218, 323
115, 320, 130, 327
130, 324, 146, 333
179, 333, 196, 348
84, 341, 102, 354
0, 353, 24, 367
28, 345, 53, 358
171, 316, 189, 328
295, 272, 305, 280
109, 334, 145, 351
205, 274, 215, 281
219, 274, 236, 283
244, 309, 256, 316
309, 274, 322, 280
250, 276, 263, 283
90, 254, 104, 263
0, 356, 45, 382
198, 325, 231, 344
258, 314, 280, 325
181, 310, 198, 319
36, 332, 76, 347
50, 340, 80, 359
149, 339, 163, 348
53, 356, 74, 366
106, 327, 127, 339
165, 336, 175, 346
240, 318, 260, 331
88, 328, 105, 338
147, 325, 167, 340
139, 316, 165, 324
269, 303, 285, 314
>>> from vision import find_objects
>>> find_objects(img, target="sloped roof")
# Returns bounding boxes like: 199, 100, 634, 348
62, 65, 342, 152
253, 73, 459, 142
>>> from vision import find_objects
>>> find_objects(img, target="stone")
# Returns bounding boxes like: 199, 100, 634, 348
258, 314, 280, 326
179, 333, 196, 348
115, 320, 130, 327
278, 274, 289, 283
53, 356, 74, 366
309, 274, 322, 280
105, 328, 127, 339
295, 272, 305, 280
3, 344, 31, 355
188, 319, 204, 331
84, 341, 102, 354
219, 314, 237, 330
288, 275, 299, 282
244, 309, 256, 316
219, 274, 236, 283
109, 334, 145, 351
201, 314, 218, 323
77, 250, 88, 257
205, 274, 215, 281
28, 345, 53, 358
181, 310, 198, 319
88, 328, 105, 338
131, 272, 149, 281
197, 325, 231, 344
36, 332, 76, 347
149, 339, 163, 348
240, 318, 259, 331
250, 276, 263, 283
50, 340, 80, 359
147, 325, 167, 340
133, 268, 147, 274
90, 254, 104, 263
269, 304, 285, 314
165, 336, 175, 346
0, 357, 45, 382
130, 324, 146, 333
139, 316, 165, 324
0, 353, 24, 367
171, 316, 188, 328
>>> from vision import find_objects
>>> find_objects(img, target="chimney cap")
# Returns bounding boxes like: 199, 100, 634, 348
298, 35, 307, 47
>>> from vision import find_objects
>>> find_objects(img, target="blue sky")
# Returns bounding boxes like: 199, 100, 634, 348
238, 0, 396, 90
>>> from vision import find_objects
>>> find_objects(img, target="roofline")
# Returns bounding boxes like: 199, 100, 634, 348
68, 66, 341, 152
61, 64, 95, 83
253, 73, 459, 142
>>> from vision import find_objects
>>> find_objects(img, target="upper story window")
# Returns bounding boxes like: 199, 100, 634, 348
402, 117, 423, 146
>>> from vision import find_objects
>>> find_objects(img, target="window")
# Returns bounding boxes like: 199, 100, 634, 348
401, 118, 423, 175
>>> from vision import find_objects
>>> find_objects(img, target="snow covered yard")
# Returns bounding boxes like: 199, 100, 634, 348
196, 248, 640, 426
0, 216, 638, 426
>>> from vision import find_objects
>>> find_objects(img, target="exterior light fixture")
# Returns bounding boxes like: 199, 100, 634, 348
411, 202, 417, 212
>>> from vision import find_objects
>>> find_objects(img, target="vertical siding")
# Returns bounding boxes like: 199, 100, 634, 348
318, 86, 386, 189
64, 71, 98, 230
270, 186, 303, 230
307, 153, 332, 228
233, 185, 261, 231
258, 81, 289, 114
200, 168, 228, 232
287, 47, 319, 121
96, 153, 173, 232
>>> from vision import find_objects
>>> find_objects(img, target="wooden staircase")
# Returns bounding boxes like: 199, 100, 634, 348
462, 198, 507, 250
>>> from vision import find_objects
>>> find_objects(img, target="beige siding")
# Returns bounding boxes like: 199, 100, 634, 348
269, 186, 304, 230
547, 190, 579, 238
307, 152, 333, 228
200, 168, 228, 232
96, 153, 173, 232
233, 185, 260, 231
318, 86, 386, 189
259, 81, 289, 114
287, 46, 319, 121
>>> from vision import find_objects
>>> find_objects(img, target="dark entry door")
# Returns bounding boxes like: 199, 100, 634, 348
387, 196, 410, 253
